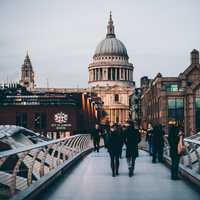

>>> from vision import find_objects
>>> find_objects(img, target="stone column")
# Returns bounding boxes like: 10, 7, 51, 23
94, 69, 96, 81
113, 109, 115, 124
130, 70, 133, 81
121, 110, 124, 123
90, 70, 92, 81
110, 109, 113, 123
119, 68, 121, 80
120, 110, 122, 123
93, 69, 95, 81
106, 68, 109, 80
115, 68, 117, 80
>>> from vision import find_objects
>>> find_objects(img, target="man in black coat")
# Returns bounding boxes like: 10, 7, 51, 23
107, 124, 123, 177
91, 124, 101, 152
124, 121, 141, 177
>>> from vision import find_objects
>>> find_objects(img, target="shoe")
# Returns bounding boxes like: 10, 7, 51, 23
112, 172, 115, 177
171, 176, 180, 180
128, 168, 133, 177
116, 171, 119, 176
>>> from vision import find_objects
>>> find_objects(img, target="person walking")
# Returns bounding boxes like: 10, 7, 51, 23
91, 123, 101, 152
152, 123, 164, 163
107, 123, 123, 177
146, 123, 153, 156
116, 123, 124, 158
124, 121, 141, 177
168, 123, 184, 180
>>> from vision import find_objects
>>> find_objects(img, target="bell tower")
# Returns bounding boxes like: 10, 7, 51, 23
19, 52, 35, 90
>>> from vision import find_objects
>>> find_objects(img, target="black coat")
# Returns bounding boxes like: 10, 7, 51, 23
91, 128, 100, 141
107, 130, 122, 156
168, 125, 180, 157
124, 127, 141, 158
152, 125, 164, 150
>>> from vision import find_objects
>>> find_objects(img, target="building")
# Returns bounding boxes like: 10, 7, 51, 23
129, 87, 142, 127
140, 49, 200, 136
19, 52, 35, 90
0, 85, 100, 138
88, 13, 134, 125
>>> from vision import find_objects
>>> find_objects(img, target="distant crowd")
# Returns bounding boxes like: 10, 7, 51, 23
90, 120, 185, 180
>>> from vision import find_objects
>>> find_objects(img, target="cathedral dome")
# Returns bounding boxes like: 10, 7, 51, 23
93, 12, 128, 58
94, 37, 128, 58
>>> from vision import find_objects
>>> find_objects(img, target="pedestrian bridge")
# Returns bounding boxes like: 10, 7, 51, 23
38, 149, 200, 200
0, 128, 200, 200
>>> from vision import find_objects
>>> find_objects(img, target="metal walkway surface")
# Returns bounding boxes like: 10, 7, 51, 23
38, 148, 200, 200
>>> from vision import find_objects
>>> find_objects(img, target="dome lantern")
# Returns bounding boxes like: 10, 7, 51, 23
93, 13, 128, 58
106, 11, 115, 38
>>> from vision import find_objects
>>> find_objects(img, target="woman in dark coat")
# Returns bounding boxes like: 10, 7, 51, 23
124, 121, 141, 177
168, 124, 184, 180
107, 124, 123, 177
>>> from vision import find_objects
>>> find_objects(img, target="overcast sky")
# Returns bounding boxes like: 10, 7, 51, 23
0, 0, 199, 88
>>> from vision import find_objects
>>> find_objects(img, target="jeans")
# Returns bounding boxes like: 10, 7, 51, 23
127, 156, 136, 170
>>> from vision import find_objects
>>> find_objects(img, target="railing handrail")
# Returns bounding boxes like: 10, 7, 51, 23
0, 134, 89, 158
184, 138, 200, 145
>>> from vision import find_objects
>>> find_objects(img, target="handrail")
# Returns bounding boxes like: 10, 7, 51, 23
184, 138, 200, 145
0, 134, 88, 158
163, 133, 200, 178
0, 134, 92, 199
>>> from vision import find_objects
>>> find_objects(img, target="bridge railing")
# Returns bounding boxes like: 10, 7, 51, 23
164, 133, 200, 174
0, 134, 91, 199
163, 133, 200, 186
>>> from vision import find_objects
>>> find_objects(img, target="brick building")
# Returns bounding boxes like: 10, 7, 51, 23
0, 85, 100, 138
140, 49, 200, 136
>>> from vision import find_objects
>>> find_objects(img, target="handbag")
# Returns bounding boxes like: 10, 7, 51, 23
177, 135, 186, 155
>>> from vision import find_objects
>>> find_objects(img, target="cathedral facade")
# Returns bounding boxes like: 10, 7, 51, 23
88, 13, 134, 125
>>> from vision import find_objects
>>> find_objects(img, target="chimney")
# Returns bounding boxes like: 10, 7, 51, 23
191, 49, 199, 64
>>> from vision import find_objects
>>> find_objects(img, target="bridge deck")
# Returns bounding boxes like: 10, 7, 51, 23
38, 149, 200, 200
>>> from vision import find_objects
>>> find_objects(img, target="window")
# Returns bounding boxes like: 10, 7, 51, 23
114, 94, 119, 102
195, 98, 200, 132
168, 98, 184, 123
34, 113, 47, 129
166, 84, 178, 92
16, 112, 27, 128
